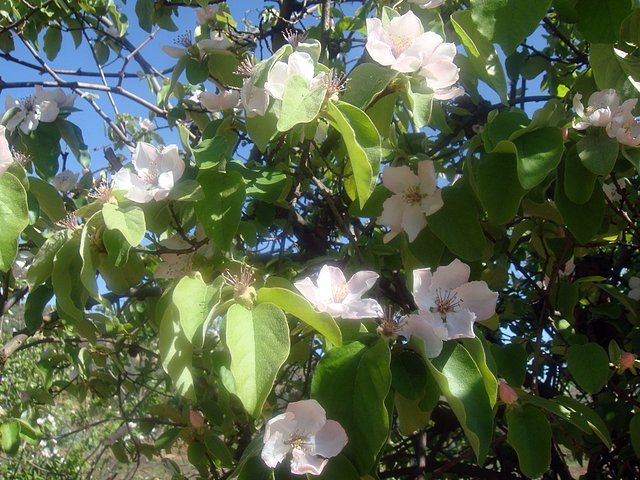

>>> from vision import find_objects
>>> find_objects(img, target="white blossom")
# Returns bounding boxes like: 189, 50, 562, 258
261, 399, 348, 475
240, 79, 269, 117
112, 142, 185, 203
573, 89, 624, 130
0, 125, 13, 175
294, 265, 383, 319
398, 259, 498, 357
263, 51, 327, 101
200, 89, 241, 113
378, 160, 443, 243
52, 169, 79, 192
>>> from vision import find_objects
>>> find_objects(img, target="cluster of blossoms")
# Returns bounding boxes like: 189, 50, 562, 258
112, 142, 185, 203
573, 89, 640, 147
293, 260, 497, 359
161, 30, 231, 60
4, 86, 76, 134
378, 160, 443, 242
365, 10, 463, 100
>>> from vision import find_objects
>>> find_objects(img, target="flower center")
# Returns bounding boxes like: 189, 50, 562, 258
288, 432, 311, 452
388, 33, 412, 56
431, 288, 462, 320
402, 185, 423, 206
21, 96, 37, 112
174, 32, 193, 48
332, 285, 348, 303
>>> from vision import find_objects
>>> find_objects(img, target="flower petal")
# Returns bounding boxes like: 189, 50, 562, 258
313, 419, 348, 458
316, 265, 347, 304
345, 270, 379, 298
431, 259, 470, 291
401, 204, 427, 241
290, 449, 329, 475
382, 165, 418, 194
454, 280, 497, 322
287, 399, 326, 435
340, 298, 384, 319
398, 311, 447, 358
412, 268, 434, 311
445, 309, 476, 339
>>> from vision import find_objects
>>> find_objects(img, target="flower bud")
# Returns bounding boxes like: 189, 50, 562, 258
499, 382, 518, 405
190, 410, 205, 428
620, 352, 637, 369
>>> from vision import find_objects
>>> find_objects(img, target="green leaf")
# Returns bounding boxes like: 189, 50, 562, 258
245, 108, 278, 152
0, 421, 20, 455
428, 343, 494, 464
391, 349, 427, 400
158, 290, 196, 400
471, 152, 527, 224
482, 109, 530, 151
576, 135, 619, 176
135, 0, 154, 32
27, 230, 70, 289
553, 396, 612, 448
324, 101, 381, 207
315, 454, 361, 480
0, 172, 29, 271
630, 414, 640, 458
24, 286, 53, 333
227, 161, 292, 202
590, 44, 640, 100
342, 63, 397, 110
555, 162, 605, 244
428, 178, 487, 262
506, 405, 551, 478
225, 303, 290, 417
489, 343, 527, 386
278, 75, 328, 132
52, 237, 87, 324
395, 393, 431, 436
15, 123, 60, 179
195, 170, 245, 250
311, 337, 391, 475
102, 204, 146, 247
185, 57, 209, 84
43, 27, 62, 60
57, 120, 91, 168
451, 10, 508, 104
512, 127, 564, 189
256, 286, 342, 346
567, 343, 610, 393
576, 0, 631, 43
173, 273, 222, 346
470, 0, 552, 55
404, 80, 433, 129
28, 177, 66, 222
564, 146, 597, 204
80, 214, 100, 299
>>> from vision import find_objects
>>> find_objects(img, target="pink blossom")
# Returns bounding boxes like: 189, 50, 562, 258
189, 410, 205, 428
378, 160, 443, 243
261, 399, 348, 475
294, 265, 383, 319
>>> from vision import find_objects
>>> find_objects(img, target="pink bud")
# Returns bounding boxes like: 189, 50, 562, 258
499, 382, 519, 405
620, 352, 637, 369
561, 128, 569, 143
189, 410, 205, 428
